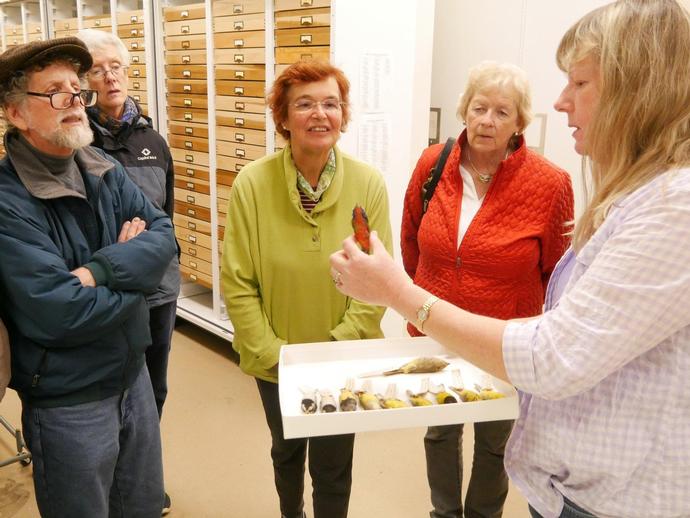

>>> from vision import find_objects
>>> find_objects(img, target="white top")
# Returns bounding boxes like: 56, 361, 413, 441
457, 164, 485, 248
502, 168, 690, 518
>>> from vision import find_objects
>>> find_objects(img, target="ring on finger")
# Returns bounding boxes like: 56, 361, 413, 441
333, 271, 343, 286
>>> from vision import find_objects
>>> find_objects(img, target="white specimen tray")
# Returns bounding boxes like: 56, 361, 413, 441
279, 336, 519, 439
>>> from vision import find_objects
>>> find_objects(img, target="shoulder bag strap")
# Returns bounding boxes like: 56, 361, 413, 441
421, 137, 456, 215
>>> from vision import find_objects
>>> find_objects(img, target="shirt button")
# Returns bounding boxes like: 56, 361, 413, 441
455, 257, 461, 268
312, 235, 318, 242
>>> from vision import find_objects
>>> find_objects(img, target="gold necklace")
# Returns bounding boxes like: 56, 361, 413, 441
465, 147, 495, 184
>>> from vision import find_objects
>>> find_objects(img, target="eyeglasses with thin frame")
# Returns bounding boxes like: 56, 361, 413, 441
87, 64, 129, 81
25, 90, 98, 110
292, 99, 346, 113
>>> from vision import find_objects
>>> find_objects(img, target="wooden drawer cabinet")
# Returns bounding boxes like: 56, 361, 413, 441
176, 201, 211, 222
216, 126, 265, 146
54, 18, 79, 31
167, 94, 208, 110
215, 95, 265, 114
28, 34, 45, 42
275, 0, 330, 11
165, 19, 207, 37
216, 80, 264, 97
26, 22, 43, 35
169, 107, 209, 124
82, 16, 112, 29
118, 10, 144, 25
129, 79, 146, 91
174, 164, 210, 182
7, 25, 22, 36
214, 30, 265, 49
215, 48, 265, 65
164, 3, 205, 22
214, 12, 264, 33
275, 45, 329, 64
275, 8, 330, 29
129, 91, 148, 105
180, 252, 213, 275
165, 34, 206, 51
217, 169, 239, 187
174, 213, 212, 235
175, 227, 213, 250
169, 134, 210, 153
126, 38, 146, 51
275, 26, 329, 47
214, 0, 265, 16
174, 175, 210, 195
128, 65, 147, 79
217, 183, 234, 200
165, 50, 207, 66
216, 64, 265, 81
216, 109, 266, 130
171, 148, 210, 167
167, 79, 208, 95
175, 186, 212, 209
118, 25, 145, 39
166, 65, 207, 80
169, 121, 209, 139
217, 155, 251, 173
179, 264, 212, 288
129, 52, 145, 64
216, 142, 264, 161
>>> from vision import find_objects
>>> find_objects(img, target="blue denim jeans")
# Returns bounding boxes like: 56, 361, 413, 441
21, 366, 164, 518
529, 497, 598, 518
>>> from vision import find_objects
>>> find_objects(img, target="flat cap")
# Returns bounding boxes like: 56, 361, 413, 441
0, 37, 93, 88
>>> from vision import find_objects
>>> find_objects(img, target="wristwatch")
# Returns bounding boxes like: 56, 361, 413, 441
416, 295, 439, 332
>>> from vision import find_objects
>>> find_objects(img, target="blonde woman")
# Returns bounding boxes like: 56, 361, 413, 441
330, 1, 690, 517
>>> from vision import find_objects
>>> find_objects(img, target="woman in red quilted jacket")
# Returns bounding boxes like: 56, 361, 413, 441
401, 62, 574, 518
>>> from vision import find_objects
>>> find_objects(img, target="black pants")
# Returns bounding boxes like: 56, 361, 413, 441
256, 378, 355, 518
425, 420, 514, 518
146, 300, 177, 419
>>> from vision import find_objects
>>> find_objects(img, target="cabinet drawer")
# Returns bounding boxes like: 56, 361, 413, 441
118, 25, 145, 39
216, 109, 265, 130
217, 142, 265, 161
118, 10, 144, 24
27, 22, 43, 35
168, 107, 208, 124
275, 45, 329, 64
7, 25, 22, 36
165, 50, 207, 66
174, 213, 212, 235
168, 94, 208, 110
129, 52, 146, 65
217, 182, 234, 200
217, 155, 251, 173
169, 121, 209, 139
216, 95, 265, 114
275, 26, 329, 47
174, 163, 210, 181
167, 79, 208, 95
171, 148, 210, 167
166, 65, 207, 80
216, 126, 265, 146
169, 134, 210, 153
216, 64, 265, 81
128, 65, 147, 79
216, 80, 264, 97
175, 187, 211, 209
53, 29, 78, 38
164, 3, 206, 22
179, 264, 212, 288
129, 91, 148, 105
129, 79, 146, 91
215, 48, 265, 65
28, 34, 45, 42
213, 12, 264, 33
165, 19, 207, 37
176, 201, 211, 222
165, 34, 206, 51
82, 16, 112, 29
214, 0, 264, 16
217, 169, 239, 187
275, 0, 330, 11
126, 38, 146, 51
54, 18, 79, 31
214, 30, 265, 49
180, 253, 213, 275
174, 175, 210, 195
176, 227, 212, 250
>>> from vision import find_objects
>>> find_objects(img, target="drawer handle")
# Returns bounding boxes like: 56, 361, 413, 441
185, 154, 194, 163
187, 195, 196, 203
185, 141, 193, 149
132, 56, 140, 63
131, 29, 138, 36
184, 98, 192, 106
182, 40, 190, 49
184, 113, 193, 120
133, 69, 140, 77
187, 208, 196, 216
235, 117, 245, 126
300, 34, 313, 44
65, 22, 71, 29
186, 182, 195, 189
131, 42, 139, 49
235, 102, 245, 111
234, 87, 244, 95
181, 10, 189, 18
301, 0, 313, 6
188, 235, 197, 243
233, 4, 243, 14
234, 70, 245, 79
189, 273, 198, 281
235, 133, 245, 142
190, 260, 198, 269
233, 21, 244, 30
183, 84, 192, 92
234, 54, 245, 63
95, 20, 101, 27
182, 55, 191, 64
185, 168, 195, 176
234, 39, 244, 48
188, 222, 196, 230
235, 149, 245, 158
185, 127, 193, 135
133, 95, 141, 102
130, 15, 138, 23
182, 70, 191, 78
188, 247, 196, 256
133, 81, 141, 89
235, 164, 243, 172
181, 25, 190, 34
301, 53, 313, 60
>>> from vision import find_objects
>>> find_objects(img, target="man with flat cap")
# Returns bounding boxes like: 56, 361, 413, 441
0, 37, 176, 517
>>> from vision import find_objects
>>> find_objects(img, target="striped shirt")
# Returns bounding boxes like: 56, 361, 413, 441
503, 168, 690, 518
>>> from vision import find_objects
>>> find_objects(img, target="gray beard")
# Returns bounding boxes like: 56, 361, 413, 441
50, 123, 94, 150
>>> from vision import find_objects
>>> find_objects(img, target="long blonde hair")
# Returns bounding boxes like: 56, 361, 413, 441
557, 0, 690, 250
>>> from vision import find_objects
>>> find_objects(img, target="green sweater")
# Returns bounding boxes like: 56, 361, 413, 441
221, 145, 393, 382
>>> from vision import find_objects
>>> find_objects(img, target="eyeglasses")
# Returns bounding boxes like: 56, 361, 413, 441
88, 64, 129, 80
25, 90, 98, 110
292, 99, 345, 113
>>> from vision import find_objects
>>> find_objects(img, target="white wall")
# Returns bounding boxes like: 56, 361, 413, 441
431, 0, 611, 217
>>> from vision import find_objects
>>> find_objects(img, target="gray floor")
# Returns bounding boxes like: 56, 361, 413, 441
0, 321, 531, 517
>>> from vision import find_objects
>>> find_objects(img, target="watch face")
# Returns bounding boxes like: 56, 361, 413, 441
417, 308, 428, 321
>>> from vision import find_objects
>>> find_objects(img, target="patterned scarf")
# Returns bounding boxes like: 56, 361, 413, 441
295, 148, 336, 202
87, 96, 140, 136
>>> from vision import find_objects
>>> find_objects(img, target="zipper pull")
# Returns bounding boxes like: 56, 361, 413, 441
31, 374, 40, 387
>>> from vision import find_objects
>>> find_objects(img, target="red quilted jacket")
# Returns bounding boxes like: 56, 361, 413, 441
401, 131, 574, 336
